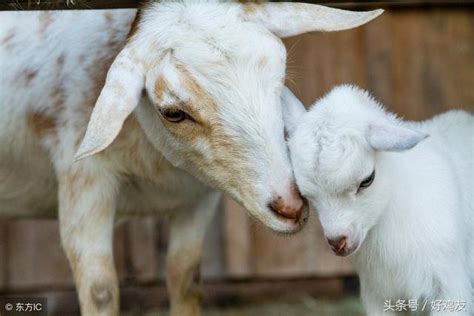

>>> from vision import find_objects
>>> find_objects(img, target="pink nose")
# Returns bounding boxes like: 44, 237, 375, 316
268, 185, 305, 220
327, 236, 347, 254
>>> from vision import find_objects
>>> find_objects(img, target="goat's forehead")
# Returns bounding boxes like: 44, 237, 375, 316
145, 1, 286, 60
318, 145, 369, 184
293, 131, 370, 194
173, 26, 285, 67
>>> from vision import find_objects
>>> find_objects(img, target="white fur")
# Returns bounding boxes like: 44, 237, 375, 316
0, 2, 382, 315
286, 85, 474, 315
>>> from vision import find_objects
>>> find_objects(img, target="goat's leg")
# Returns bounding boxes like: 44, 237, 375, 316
58, 165, 119, 316
166, 191, 220, 316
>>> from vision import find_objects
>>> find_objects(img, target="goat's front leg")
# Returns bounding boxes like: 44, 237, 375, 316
58, 164, 119, 316
166, 191, 220, 316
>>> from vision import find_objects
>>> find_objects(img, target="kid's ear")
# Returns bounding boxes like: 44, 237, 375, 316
366, 123, 429, 152
281, 86, 306, 136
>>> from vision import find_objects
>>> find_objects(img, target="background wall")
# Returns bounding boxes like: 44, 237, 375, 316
0, 5, 473, 312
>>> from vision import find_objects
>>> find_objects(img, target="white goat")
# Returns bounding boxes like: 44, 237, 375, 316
0, 2, 382, 315
283, 85, 473, 315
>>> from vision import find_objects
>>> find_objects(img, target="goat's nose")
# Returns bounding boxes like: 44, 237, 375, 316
327, 236, 347, 252
268, 186, 305, 219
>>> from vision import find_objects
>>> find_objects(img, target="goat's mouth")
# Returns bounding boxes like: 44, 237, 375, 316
264, 199, 309, 234
329, 240, 360, 257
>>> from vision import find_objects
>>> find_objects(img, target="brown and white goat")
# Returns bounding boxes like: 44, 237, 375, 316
0, 1, 382, 315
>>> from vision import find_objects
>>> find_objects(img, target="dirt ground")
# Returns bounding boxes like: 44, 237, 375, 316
125, 296, 365, 316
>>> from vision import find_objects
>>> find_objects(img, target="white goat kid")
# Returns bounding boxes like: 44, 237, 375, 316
0, 2, 382, 315
283, 86, 473, 316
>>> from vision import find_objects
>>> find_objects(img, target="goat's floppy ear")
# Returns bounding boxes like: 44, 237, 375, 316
241, 3, 383, 38
75, 48, 145, 160
281, 87, 306, 135
366, 123, 429, 152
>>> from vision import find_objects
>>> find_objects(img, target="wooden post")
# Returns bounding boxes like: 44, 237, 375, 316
0, 0, 472, 10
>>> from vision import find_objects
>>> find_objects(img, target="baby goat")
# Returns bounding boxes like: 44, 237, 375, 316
283, 85, 473, 315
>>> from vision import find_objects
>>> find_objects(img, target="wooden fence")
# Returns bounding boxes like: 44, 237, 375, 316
0, 4, 473, 312
1, 0, 473, 10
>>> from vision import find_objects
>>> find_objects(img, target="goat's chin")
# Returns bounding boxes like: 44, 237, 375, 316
248, 202, 309, 235
341, 234, 366, 257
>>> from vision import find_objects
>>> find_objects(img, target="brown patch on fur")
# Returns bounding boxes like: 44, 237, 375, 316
104, 12, 114, 24
27, 111, 56, 137
57, 54, 65, 67
38, 12, 53, 34
175, 63, 216, 112
50, 84, 65, 112
14, 69, 38, 87
241, 3, 259, 14
238, 0, 264, 2
208, 124, 255, 196
153, 76, 168, 101
47, 54, 67, 113
25, 69, 38, 83
1, 30, 15, 45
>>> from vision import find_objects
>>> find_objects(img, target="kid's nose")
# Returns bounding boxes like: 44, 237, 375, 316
327, 236, 347, 254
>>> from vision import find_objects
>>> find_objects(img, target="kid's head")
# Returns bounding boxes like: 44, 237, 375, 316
282, 85, 428, 256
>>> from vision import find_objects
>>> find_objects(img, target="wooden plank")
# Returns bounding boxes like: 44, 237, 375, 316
251, 214, 353, 277
0, 221, 8, 289
20, 277, 346, 314
328, 1, 474, 9
0, 0, 472, 11
5, 219, 128, 290
6, 219, 73, 289
363, 6, 394, 106
365, 9, 474, 120
283, 26, 368, 107
201, 199, 225, 279
0, 7, 473, 293
441, 10, 474, 111
114, 221, 128, 282
222, 197, 254, 277
122, 217, 160, 283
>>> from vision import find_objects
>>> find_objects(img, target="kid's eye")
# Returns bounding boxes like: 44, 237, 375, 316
358, 170, 375, 192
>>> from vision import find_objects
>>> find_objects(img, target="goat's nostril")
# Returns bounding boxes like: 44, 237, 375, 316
327, 236, 347, 252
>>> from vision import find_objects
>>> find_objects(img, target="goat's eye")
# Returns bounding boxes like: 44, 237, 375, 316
358, 170, 375, 192
159, 108, 187, 123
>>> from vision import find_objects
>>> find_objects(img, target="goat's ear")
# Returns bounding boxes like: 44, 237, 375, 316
281, 87, 306, 135
366, 123, 429, 152
75, 48, 145, 161
241, 3, 383, 38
